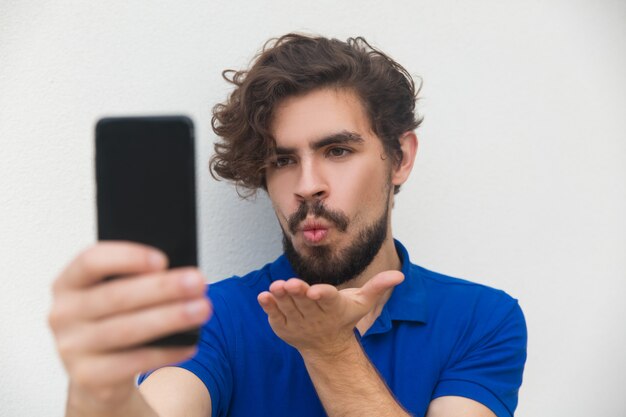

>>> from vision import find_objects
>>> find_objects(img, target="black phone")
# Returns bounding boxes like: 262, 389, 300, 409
95, 115, 200, 346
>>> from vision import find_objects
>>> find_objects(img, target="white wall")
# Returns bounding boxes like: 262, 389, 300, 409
1, 1, 625, 416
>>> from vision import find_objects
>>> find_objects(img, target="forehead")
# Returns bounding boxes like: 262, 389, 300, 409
270, 88, 376, 148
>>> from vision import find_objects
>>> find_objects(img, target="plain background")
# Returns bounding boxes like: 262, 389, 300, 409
1, 1, 625, 416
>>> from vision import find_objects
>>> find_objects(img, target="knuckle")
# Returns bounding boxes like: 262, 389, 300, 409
56, 335, 79, 359
77, 245, 102, 275
106, 294, 128, 313
102, 285, 133, 313
51, 275, 64, 295
71, 361, 95, 387
72, 294, 90, 316
104, 275, 153, 314
48, 298, 72, 330
47, 307, 62, 330
111, 322, 136, 345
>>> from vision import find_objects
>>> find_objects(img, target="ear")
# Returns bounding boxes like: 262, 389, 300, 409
391, 131, 418, 188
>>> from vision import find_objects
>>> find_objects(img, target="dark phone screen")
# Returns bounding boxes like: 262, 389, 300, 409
96, 117, 197, 269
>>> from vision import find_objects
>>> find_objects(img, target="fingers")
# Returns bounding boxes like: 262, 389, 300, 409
257, 273, 405, 354
69, 297, 211, 352
270, 279, 326, 317
268, 280, 304, 319
260, 279, 324, 321
64, 267, 205, 322
257, 292, 286, 325
306, 284, 339, 311
55, 241, 168, 291
284, 279, 324, 316
50, 243, 210, 398
259, 272, 403, 321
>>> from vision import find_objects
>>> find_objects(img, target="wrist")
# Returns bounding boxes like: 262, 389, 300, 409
67, 381, 157, 417
298, 330, 362, 364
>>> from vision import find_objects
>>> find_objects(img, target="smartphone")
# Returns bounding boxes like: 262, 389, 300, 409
95, 115, 200, 346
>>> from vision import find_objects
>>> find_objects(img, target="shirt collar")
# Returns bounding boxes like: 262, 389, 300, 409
269, 239, 427, 325
384, 239, 427, 324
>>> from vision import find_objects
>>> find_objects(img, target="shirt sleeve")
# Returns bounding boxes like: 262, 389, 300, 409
432, 297, 527, 417
137, 288, 234, 417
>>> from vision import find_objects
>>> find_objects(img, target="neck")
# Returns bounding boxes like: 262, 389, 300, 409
346, 234, 400, 335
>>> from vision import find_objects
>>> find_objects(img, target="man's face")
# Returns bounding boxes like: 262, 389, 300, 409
265, 88, 395, 286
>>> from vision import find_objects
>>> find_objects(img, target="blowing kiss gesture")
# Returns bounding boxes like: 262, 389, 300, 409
257, 271, 404, 356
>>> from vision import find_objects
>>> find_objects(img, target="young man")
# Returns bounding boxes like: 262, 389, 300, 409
50, 34, 526, 417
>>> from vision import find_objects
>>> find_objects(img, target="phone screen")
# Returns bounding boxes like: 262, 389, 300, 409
96, 116, 197, 268
95, 116, 199, 346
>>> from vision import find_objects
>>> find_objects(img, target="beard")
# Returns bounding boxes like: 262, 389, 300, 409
281, 193, 391, 287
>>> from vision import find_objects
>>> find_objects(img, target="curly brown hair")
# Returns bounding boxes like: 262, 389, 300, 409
209, 33, 423, 196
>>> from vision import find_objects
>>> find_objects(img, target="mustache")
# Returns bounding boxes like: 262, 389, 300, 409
287, 200, 349, 234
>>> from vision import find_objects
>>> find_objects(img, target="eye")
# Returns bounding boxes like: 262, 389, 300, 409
327, 147, 351, 158
273, 156, 295, 168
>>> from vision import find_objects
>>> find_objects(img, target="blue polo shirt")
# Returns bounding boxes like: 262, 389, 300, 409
139, 240, 527, 417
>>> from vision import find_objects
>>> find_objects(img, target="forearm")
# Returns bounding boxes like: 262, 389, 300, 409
300, 335, 411, 417
66, 382, 159, 417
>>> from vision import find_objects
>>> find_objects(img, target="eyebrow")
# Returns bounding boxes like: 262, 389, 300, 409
274, 131, 365, 155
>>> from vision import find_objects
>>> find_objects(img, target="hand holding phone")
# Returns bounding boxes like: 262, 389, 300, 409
49, 241, 210, 408
47, 116, 210, 412
95, 116, 202, 346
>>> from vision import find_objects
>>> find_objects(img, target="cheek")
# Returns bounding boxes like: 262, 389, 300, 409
267, 175, 300, 227
331, 160, 388, 217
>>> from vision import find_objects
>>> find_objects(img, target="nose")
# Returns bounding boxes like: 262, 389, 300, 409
294, 159, 328, 202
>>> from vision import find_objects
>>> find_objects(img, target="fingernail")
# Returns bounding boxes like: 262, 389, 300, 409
149, 251, 166, 268
181, 272, 201, 290
185, 299, 206, 318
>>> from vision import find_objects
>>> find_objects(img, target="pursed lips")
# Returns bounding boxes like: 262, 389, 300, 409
299, 218, 331, 244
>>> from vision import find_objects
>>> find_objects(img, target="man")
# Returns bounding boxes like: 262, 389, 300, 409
49, 34, 526, 417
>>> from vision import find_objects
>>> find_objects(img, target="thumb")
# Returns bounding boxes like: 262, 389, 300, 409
359, 270, 404, 305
